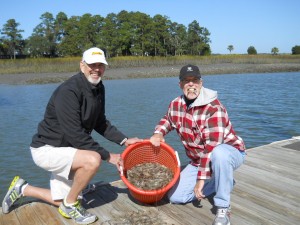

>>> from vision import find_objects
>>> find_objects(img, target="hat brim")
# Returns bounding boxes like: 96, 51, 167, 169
84, 58, 108, 65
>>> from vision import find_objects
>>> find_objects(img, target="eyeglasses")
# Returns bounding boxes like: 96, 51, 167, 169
181, 78, 201, 84
84, 61, 105, 70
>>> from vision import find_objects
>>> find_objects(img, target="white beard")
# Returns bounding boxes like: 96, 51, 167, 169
87, 76, 101, 85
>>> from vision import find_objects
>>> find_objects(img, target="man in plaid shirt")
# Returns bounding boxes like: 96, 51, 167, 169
150, 64, 246, 225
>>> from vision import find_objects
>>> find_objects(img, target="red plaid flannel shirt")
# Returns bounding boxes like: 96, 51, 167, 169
154, 95, 245, 180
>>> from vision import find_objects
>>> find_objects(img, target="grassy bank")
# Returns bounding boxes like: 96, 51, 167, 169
1, 54, 300, 75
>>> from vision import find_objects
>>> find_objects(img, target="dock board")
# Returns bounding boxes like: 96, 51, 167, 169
1, 137, 300, 225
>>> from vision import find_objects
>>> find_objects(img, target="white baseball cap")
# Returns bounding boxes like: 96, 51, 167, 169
82, 47, 108, 65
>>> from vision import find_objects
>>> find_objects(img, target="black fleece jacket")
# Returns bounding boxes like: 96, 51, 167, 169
31, 72, 127, 160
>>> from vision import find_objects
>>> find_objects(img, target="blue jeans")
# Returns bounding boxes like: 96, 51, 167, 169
168, 144, 246, 208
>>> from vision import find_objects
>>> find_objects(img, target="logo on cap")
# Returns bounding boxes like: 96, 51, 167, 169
187, 66, 193, 72
92, 52, 102, 55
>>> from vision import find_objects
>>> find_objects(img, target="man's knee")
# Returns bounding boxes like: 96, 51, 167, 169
211, 144, 230, 164
76, 150, 101, 171
168, 190, 194, 204
86, 152, 101, 170
168, 195, 182, 204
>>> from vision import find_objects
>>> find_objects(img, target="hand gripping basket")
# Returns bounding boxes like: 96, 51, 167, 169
120, 140, 180, 204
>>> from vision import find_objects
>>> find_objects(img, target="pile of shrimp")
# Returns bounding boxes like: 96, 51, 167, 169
126, 162, 174, 190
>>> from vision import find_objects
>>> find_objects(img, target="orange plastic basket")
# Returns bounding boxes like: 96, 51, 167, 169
120, 140, 180, 204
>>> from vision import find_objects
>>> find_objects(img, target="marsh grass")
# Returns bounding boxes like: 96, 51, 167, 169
0, 57, 80, 74
1, 54, 300, 75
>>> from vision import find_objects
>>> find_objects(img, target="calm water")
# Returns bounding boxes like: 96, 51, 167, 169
1, 72, 300, 200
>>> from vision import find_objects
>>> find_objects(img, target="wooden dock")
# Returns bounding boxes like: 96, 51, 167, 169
1, 137, 300, 225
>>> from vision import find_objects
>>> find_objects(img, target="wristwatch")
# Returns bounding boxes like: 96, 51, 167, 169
120, 138, 128, 146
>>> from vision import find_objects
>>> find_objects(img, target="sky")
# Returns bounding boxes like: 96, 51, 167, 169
1, 0, 299, 54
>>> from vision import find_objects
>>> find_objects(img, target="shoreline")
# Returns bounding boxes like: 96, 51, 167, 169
1, 63, 300, 85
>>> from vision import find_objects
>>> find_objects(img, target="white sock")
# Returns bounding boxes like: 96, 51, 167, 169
21, 183, 28, 196
64, 198, 77, 206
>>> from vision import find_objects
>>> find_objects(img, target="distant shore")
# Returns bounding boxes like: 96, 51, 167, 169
1, 63, 300, 85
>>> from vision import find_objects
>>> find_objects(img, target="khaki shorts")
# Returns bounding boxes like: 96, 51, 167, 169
30, 145, 77, 200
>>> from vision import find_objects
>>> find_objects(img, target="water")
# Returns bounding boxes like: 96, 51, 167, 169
1, 72, 300, 200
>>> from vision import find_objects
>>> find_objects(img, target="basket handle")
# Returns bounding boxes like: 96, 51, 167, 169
175, 151, 181, 167
120, 165, 124, 176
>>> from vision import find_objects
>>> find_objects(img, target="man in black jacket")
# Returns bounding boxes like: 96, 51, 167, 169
2, 47, 142, 224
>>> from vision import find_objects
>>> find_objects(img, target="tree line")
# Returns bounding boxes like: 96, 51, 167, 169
0, 10, 211, 59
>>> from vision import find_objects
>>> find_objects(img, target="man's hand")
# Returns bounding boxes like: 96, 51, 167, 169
194, 179, 206, 200
107, 153, 123, 173
150, 133, 165, 147
124, 137, 143, 146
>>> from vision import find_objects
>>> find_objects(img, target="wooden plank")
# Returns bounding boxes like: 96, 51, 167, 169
244, 158, 300, 180
231, 140, 300, 224
14, 204, 43, 225
230, 198, 278, 225
231, 193, 296, 224
234, 180, 299, 215
0, 211, 21, 225
157, 201, 214, 225
235, 164, 300, 199
111, 178, 215, 224
246, 146, 299, 170
232, 185, 300, 224
30, 202, 67, 225
90, 183, 181, 225
82, 188, 114, 224
111, 178, 216, 224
